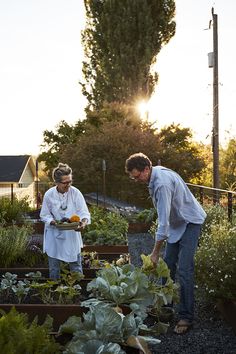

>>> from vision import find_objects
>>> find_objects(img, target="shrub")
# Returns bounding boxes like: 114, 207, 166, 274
82, 206, 128, 245
0, 197, 31, 224
201, 204, 229, 235
195, 222, 236, 301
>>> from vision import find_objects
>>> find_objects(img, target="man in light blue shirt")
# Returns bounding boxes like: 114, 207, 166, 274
125, 152, 206, 334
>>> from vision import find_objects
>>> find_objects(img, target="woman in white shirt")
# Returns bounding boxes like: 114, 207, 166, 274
40, 163, 91, 279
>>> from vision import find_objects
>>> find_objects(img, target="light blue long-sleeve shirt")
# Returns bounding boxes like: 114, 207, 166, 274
148, 166, 206, 243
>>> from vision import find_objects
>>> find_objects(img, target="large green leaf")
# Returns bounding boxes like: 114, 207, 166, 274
97, 342, 125, 354
122, 312, 139, 339
94, 307, 123, 342
58, 315, 82, 334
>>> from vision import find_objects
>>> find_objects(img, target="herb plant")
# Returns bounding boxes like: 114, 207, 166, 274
0, 225, 32, 267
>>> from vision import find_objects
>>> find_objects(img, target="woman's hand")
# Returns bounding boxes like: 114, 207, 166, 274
75, 218, 88, 231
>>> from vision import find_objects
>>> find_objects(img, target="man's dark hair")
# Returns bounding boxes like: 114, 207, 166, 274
125, 153, 152, 172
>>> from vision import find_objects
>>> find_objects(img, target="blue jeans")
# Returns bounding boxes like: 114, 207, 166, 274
48, 254, 83, 280
164, 223, 201, 322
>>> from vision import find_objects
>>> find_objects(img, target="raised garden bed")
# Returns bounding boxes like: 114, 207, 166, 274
0, 267, 99, 279
83, 245, 128, 253
0, 304, 87, 331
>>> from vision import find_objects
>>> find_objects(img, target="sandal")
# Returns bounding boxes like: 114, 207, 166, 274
174, 319, 193, 335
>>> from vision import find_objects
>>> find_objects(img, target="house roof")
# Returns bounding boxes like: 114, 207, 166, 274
0, 155, 35, 183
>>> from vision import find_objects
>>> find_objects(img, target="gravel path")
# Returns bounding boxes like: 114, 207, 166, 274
147, 297, 236, 354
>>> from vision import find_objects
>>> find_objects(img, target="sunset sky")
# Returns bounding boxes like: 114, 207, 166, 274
0, 0, 235, 155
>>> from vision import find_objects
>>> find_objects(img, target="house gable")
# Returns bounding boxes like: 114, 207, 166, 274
0, 155, 36, 184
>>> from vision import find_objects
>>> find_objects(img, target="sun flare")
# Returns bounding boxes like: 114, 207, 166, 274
137, 100, 150, 120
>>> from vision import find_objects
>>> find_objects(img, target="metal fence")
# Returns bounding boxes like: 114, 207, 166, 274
1, 181, 236, 221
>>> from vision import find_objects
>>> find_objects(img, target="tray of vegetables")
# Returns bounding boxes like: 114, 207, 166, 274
55, 215, 82, 230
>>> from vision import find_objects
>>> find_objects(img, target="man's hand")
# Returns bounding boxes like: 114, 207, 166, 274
150, 251, 159, 265
150, 239, 164, 265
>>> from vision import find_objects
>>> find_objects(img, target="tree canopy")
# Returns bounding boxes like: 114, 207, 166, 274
81, 0, 176, 109
220, 138, 236, 189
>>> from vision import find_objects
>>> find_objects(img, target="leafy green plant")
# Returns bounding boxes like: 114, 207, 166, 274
0, 272, 19, 301
85, 264, 154, 315
0, 268, 84, 304
58, 303, 159, 354
141, 255, 179, 320
30, 268, 83, 304
30, 280, 59, 304
0, 225, 32, 267
0, 307, 60, 353
195, 221, 236, 300
0, 197, 31, 224
82, 206, 128, 245
135, 209, 157, 223
11, 280, 31, 304
56, 267, 83, 304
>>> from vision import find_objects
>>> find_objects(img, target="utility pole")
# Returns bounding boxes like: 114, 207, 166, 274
212, 7, 220, 202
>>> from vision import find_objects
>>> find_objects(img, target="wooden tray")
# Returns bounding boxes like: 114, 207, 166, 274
55, 222, 81, 230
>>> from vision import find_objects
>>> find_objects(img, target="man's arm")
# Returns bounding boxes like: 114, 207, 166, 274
150, 239, 165, 264
150, 185, 172, 264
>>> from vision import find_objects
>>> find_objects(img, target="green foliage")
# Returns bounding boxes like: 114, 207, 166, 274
0, 269, 83, 305
135, 209, 157, 223
61, 117, 206, 207
58, 303, 157, 353
141, 255, 179, 318
158, 124, 206, 181
0, 225, 32, 267
195, 221, 236, 301
86, 264, 153, 310
82, 206, 128, 245
29, 269, 83, 304
81, 0, 175, 109
16, 242, 48, 268
220, 138, 236, 189
0, 197, 31, 224
0, 307, 60, 353
0, 272, 31, 304
201, 204, 228, 235
38, 119, 88, 175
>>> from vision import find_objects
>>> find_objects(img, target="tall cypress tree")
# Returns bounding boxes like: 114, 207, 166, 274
81, 0, 176, 109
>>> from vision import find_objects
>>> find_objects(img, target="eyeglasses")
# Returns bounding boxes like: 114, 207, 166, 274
129, 171, 142, 181
59, 180, 72, 185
